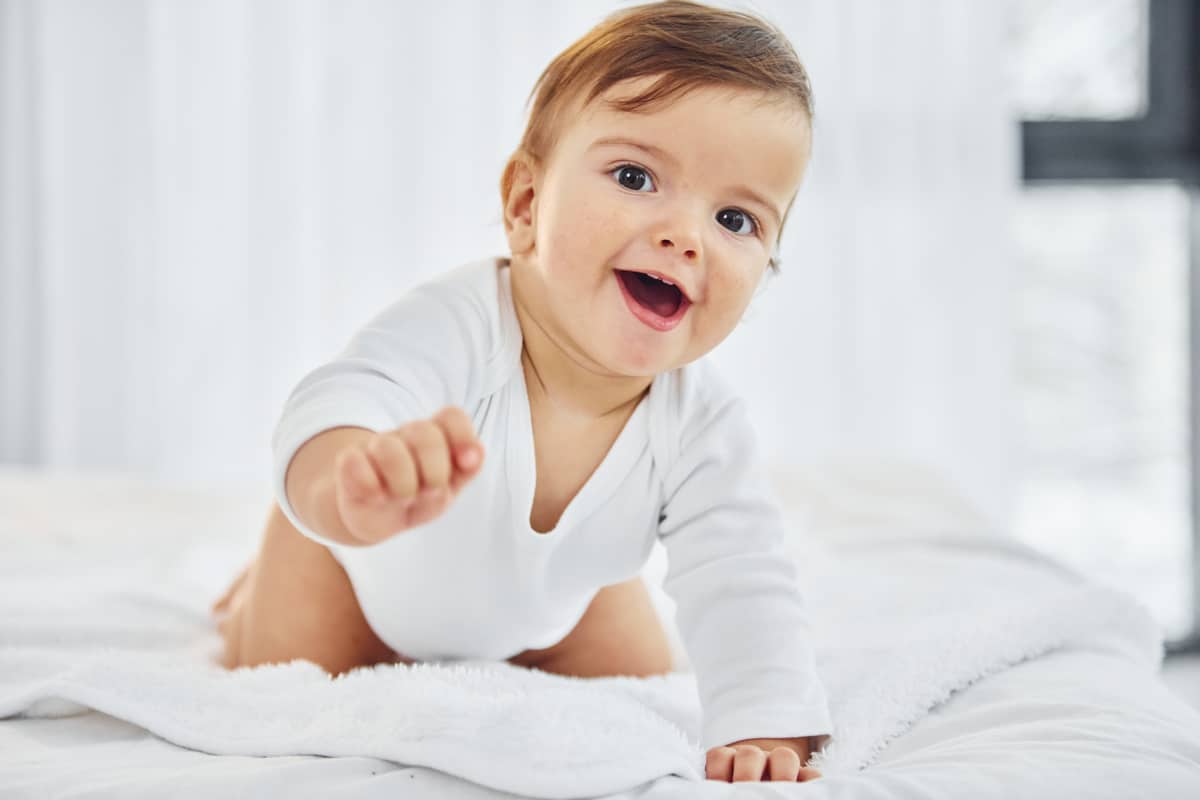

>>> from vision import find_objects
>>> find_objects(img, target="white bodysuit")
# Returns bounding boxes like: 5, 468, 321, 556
272, 257, 832, 749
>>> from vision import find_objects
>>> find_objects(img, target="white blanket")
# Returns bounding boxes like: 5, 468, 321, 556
0, 503, 1164, 799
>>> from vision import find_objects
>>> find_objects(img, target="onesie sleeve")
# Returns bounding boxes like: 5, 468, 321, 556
657, 392, 832, 752
271, 278, 490, 548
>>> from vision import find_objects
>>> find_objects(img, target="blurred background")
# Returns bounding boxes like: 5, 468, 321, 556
0, 0, 1197, 653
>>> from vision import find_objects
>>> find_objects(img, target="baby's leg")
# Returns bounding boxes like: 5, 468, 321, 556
214, 504, 673, 679
508, 575, 675, 678
214, 502, 411, 674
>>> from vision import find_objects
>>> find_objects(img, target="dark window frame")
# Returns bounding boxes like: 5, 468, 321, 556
1020, 0, 1200, 654
1022, 0, 1199, 183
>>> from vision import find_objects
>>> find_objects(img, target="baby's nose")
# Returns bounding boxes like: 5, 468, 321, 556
658, 236, 699, 261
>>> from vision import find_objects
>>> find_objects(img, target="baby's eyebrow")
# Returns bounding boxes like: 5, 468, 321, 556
591, 135, 782, 230
589, 136, 677, 166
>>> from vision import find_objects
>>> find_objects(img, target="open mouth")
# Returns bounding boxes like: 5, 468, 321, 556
615, 270, 691, 332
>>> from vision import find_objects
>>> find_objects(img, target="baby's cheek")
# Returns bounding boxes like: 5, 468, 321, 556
698, 273, 757, 343
543, 202, 620, 268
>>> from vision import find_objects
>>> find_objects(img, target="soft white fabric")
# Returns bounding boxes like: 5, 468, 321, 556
271, 256, 831, 750
0, 468, 1180, 799
6, 647, 1200, 800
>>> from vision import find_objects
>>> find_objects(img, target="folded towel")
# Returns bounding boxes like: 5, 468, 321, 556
0, 526, 1162, 799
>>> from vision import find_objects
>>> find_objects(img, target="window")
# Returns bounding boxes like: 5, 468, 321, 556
1012, 0, 1200, 648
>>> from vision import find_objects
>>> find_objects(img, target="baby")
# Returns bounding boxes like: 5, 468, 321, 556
213, 0, 830, 784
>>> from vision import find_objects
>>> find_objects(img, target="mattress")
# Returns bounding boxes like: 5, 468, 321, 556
2, 464, 1200, 799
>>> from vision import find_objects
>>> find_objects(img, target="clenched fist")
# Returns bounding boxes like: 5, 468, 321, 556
332, 406, 485, 544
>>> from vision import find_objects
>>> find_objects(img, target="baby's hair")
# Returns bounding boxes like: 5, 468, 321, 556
501, 0, 814, 275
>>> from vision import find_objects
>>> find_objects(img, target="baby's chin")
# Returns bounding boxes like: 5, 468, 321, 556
585, 324, 695, 379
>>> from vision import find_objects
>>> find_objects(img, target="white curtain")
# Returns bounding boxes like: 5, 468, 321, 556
0, 0, 1019, 528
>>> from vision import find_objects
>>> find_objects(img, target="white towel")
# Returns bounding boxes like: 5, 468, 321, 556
0, 526, 1162, 799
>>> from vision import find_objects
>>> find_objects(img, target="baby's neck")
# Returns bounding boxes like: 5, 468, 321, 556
512, 286, 650, 422
520, 344, 648, 423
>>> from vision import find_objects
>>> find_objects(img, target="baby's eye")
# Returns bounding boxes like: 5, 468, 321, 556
716, 207, 757, 236
611, 164, 655, 192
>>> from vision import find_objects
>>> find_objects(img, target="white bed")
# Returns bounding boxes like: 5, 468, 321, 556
3, 463, 1200, 799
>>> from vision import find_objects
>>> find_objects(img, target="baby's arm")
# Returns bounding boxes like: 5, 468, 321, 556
271, 275, 491, 549
286, 426, 374, 545
657, 376, 831, 783
285, 407, 485, 547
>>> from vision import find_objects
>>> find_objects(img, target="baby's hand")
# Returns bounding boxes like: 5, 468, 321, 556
705, 737, 822, 783
332, 406, 485, 544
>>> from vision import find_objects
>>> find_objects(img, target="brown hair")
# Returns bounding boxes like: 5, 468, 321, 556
500, 0, 814, 271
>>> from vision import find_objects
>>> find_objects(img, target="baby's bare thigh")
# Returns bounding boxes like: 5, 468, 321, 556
509, 575, 675, 678
219, 505, 672, 678
218, 502, 409, 675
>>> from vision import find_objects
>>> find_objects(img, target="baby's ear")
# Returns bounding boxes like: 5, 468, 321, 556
501, 151, 538, 256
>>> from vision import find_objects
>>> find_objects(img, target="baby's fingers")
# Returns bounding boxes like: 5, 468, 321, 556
334, 483, 415, 544
340, 470, 450, 542
397, 420, 453, 491
432, 406, 485, 488
705, 745, 813, 783
335, 446, 384, 502
365, 433, 419, 500
706, 747, 736, 781
730, 746, 768, 782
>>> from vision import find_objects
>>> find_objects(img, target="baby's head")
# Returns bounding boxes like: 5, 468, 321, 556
501, 0, 812, 378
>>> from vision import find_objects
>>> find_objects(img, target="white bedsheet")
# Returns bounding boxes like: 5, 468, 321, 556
3, 646, 1197, 799
2, 463, 1200, 799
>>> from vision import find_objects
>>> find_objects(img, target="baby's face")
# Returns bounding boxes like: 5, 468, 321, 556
510, 78, 811, 377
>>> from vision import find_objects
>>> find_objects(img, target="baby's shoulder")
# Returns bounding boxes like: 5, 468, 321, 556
341, 256, 518, 407
420, 255, 519, 389
402, 256, 509, 324
662, 357, 740, 426
379, 256, 512, 349
651, 357, 747, 461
